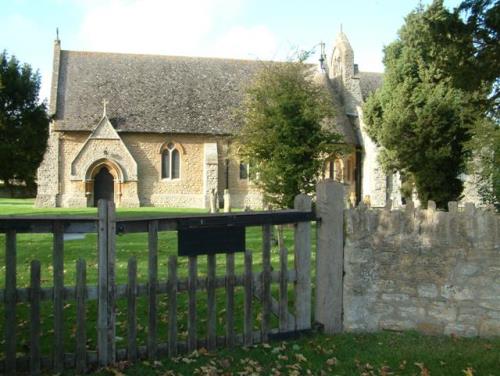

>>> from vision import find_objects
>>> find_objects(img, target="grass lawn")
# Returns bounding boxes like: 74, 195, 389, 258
90, 331, 500, 375
1, 199, 499, 375
0, 198, 311, 364
0, 198, 204, 217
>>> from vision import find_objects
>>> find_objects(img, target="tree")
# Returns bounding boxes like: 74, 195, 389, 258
457, 0, 499, 112
236, 57, 342, 208
465, 117, 500, 209
457, 0, 500, 209
363, 0, 493, 208
0, 51, 49, 194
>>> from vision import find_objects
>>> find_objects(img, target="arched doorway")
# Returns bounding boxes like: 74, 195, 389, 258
93, 167, 114, 206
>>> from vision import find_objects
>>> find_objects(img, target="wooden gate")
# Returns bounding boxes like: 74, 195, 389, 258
0, 194, 318, 374
94, 195, 314, 366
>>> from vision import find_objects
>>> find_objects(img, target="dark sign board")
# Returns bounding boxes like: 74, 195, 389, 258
178, 226, 245, 256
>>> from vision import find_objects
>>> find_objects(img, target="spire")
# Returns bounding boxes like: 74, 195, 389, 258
55, 27, 61, 47
102, 99, 108, 117
319, 41, 326, 70
335, 27, 353, 53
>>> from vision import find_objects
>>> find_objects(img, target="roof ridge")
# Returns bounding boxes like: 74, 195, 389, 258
61, 49, 281, 64
359, 70, 384, 75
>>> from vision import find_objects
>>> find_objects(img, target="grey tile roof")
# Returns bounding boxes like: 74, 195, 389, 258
54, 50, 267, 134
53, 50, 358, 144
315, 72, 360, 146
359, 71, 383, 101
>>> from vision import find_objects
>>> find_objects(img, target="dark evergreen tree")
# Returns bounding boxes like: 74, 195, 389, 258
0, 51, 49, 194
457, 0, 500, 209
363, 0, 496, 208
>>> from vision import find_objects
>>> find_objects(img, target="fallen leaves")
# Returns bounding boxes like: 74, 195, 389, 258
463, 367, 475, 376
415, 362, 431, 376
326, 357, 337, 366
294, 353, 307, 362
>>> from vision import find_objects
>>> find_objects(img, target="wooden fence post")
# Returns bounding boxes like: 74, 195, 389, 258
53, 221, 64, 373
294, 194, 312, 331
107, 201, 116, 364
147, 220, 158, 360
315, 181, 344, 334
30, 260, 41, 376
97, 200, 118, 366
5, 229, 17, 375
127, 257, 137, 362
76, 258, 87, 374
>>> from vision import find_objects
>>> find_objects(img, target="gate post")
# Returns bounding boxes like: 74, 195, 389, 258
294, 194, 312, 330
107, 201, 116, 363
97, 200, 116, 366
315, 181, 344, 334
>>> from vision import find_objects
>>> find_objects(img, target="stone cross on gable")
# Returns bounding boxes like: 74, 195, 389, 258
102, 99, 108, 117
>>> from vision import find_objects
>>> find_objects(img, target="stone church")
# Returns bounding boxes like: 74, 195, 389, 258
35, 32, 397, 209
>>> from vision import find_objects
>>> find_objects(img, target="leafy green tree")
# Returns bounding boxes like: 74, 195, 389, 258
0, 51, 49, 194
363, 0, 493, 208
236, 57, 342, 208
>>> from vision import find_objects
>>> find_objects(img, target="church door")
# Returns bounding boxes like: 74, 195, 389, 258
94, 167, 114, 206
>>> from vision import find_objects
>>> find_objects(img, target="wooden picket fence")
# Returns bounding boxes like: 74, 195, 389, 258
0, 194, 320, 374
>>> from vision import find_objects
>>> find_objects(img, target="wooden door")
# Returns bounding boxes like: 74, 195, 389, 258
94, 167, 114, 206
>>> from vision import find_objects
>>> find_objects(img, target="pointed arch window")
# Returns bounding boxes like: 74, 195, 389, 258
161, 143, 180, 179
239, 162, 248, 180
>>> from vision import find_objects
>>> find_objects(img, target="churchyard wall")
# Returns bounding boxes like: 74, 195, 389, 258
343, 202, 500, 337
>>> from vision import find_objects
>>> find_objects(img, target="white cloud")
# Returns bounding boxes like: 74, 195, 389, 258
77, 0, 249, 57
209, 25, 279, 61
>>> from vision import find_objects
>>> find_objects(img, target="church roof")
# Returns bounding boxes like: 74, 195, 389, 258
315, 72, 359, 146
52, 49, 359, 144
53, 50, 265, 135
359, 71, 383, 101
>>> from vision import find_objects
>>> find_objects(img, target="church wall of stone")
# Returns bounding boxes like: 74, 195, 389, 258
357, 112, 388, 207
58, 132, 89, 207
227, 158, 264, 209
327, 32, 391, 208
35, 128, 60, 207
38, 131, 263, 209
122, 133, 206, 208
460, 173, 484, 207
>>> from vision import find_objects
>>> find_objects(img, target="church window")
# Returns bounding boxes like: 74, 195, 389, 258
171, 149, 180, 179
239, 162, 248, 180
328, 160, 334, 179
334, 159, 343, 182
161, 143, 180, 179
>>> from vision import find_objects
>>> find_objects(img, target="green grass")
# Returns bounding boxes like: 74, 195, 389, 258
0, 198, 309, 364
85, 331, 500, 375
0, 197, 204, 217
1, 199, 499, 375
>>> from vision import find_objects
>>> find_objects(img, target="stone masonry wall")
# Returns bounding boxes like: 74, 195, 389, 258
343, 202, 500, 337
37, 130, 263, 209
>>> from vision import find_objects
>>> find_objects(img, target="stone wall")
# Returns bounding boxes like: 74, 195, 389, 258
343, 202, 500, 337
357, 111, 389, 207
36, 129, 263, 209
35, 129, 60, 207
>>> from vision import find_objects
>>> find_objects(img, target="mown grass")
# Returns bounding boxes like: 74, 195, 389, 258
0, 198, 203, 217
88, 331, 500, 375
0, 198, 310, 362
1, 199, 499, 375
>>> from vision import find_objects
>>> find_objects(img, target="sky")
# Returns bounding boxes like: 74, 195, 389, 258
1, 0, 462, 102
